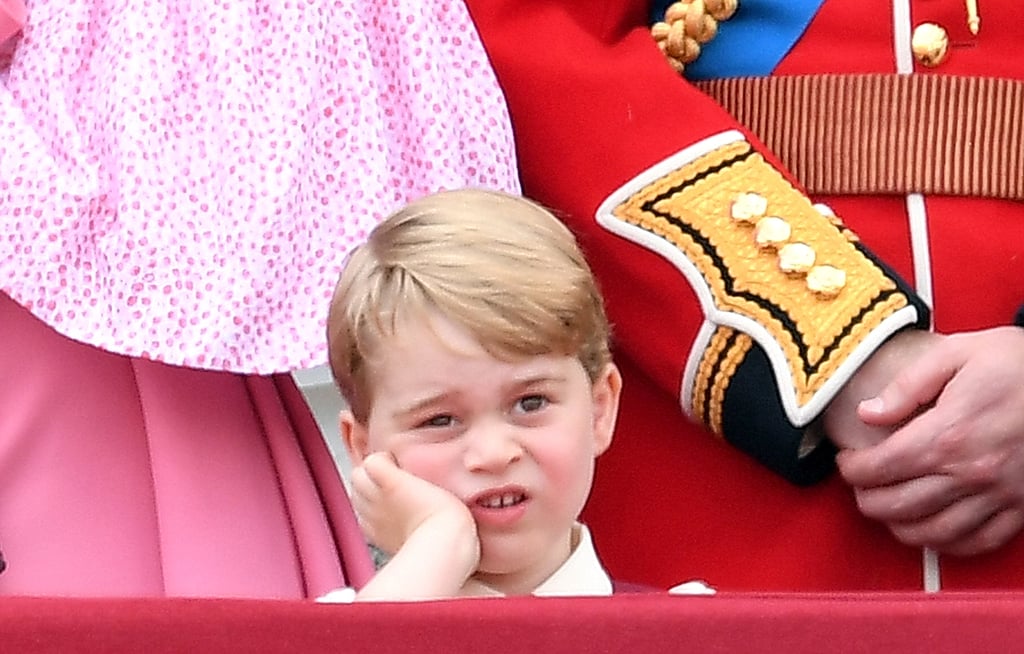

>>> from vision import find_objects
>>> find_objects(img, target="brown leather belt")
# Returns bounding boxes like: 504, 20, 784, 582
695, 73, 1024, 200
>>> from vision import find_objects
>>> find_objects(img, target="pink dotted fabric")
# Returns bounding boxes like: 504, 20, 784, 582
0, 0, 519, 373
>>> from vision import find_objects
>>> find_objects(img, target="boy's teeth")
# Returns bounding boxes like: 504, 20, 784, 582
480, 493, 522, 508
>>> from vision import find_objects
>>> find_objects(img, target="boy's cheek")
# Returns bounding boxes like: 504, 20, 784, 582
389, 444, 454, 490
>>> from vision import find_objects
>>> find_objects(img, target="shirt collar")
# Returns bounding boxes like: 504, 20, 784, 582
531, 523, 613, 597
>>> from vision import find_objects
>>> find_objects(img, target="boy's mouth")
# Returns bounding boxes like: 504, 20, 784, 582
468, 487, 531, 527
476, 492, 527, 509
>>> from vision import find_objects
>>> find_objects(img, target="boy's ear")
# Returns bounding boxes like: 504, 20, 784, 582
591, 363, 622, 456
339, 409, 371, 466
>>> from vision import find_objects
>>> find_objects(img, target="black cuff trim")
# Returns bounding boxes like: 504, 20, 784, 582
721, 342, 836, 486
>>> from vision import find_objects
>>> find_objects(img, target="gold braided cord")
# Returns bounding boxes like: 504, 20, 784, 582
651, 0, 739, 74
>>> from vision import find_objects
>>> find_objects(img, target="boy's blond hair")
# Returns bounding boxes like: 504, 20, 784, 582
327, 188, 612, 423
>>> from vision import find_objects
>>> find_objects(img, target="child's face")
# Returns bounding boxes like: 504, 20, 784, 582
343, 313, 620, 592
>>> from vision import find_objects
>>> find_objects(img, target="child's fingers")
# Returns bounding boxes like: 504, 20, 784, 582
359, 451, 402, 490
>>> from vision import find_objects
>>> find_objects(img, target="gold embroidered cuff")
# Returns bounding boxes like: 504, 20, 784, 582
596, 131, 925, 429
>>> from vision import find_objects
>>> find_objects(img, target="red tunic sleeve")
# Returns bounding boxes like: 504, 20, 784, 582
465, 0, 929, 484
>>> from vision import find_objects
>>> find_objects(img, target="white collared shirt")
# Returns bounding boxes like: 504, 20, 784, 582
317, 523, 612, 603
530, 523, 612, 597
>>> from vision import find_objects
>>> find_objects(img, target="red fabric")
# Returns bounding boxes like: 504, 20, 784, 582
2, 593, 1022, 653
0, 293, 371, 597
0, 0, 24, 44
585, 355, 923, 591
0, 2, 21, 71
275, 377, 376, 590
465, 0, 1024, 592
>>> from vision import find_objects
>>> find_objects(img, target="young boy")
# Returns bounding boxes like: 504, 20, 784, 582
324, 188, 623, 601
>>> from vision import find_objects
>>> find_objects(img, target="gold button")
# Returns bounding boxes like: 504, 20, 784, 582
754, 216, 791, 250
911, 23, 949, 67
730, 192, 768, 224
807, 265, 847, 298
779, 242, 816, 275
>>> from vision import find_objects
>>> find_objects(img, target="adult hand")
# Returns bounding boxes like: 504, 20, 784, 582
836, 326, 1024, 556
823, 328, 941, 452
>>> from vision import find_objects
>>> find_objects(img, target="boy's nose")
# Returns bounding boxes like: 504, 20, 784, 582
462, 424, 523, 472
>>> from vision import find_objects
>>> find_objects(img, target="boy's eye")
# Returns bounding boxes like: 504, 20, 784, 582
516, 394, 548, 413
419, 414, 454, 429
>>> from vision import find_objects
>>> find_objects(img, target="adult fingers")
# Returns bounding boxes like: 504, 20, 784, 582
850, 474, 964, 523
939, 508, 1024, 557
856, 351, 960, 427
887, 492, 1004, 549
836, 408, 952, 487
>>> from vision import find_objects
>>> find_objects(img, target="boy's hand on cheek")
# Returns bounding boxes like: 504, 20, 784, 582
351, 452, 480, 572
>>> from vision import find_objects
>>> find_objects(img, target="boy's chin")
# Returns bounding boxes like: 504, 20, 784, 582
475, 531, 570, 582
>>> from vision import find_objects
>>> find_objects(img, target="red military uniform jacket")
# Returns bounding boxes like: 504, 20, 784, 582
465, 0, 1024, 591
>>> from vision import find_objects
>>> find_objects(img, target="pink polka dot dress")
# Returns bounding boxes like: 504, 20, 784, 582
0, 0, 519, 373
0, 0, 517, 598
